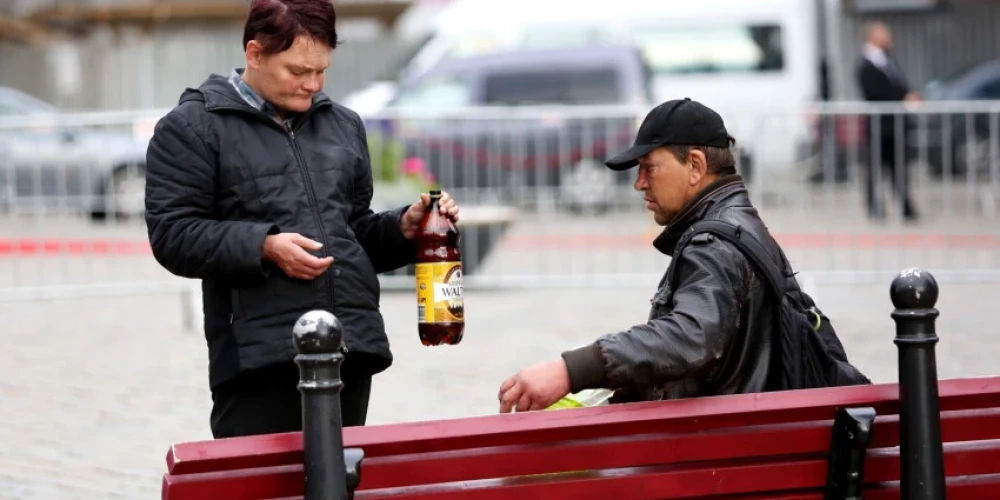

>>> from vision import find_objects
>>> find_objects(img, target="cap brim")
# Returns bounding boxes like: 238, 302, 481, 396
605, 143, 659, 171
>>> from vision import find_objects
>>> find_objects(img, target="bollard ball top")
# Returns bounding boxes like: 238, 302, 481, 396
890, 268, 939, 310
292, 310, 344, 354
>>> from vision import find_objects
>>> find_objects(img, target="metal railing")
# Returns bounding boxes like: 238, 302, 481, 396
1, 102, 998, 318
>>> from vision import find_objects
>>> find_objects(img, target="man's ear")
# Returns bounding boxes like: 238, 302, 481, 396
688, 149, 708, 185
245, 40, 263, 70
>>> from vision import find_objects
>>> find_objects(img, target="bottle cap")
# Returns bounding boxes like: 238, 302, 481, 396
429, 189, 442, 197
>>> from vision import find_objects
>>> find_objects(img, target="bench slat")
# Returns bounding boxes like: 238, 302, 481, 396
162, 465, 301, 500
251, 474, 1000, 500
353, 440, 1000, 500
851, 474, 1000, 500
166, 377, 1000, 475
161, 416, 1000, 500
724, 473, 1000, 500
358, 408, 1000, 489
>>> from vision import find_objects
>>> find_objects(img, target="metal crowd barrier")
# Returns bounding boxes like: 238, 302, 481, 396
1, 102, 998, 311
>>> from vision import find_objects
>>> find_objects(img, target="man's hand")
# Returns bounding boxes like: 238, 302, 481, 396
262, 233, 334, 280
400, 191, 460, 240
498, 359, 572, 413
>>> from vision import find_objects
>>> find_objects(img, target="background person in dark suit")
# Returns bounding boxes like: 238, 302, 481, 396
856, 21, 921, 221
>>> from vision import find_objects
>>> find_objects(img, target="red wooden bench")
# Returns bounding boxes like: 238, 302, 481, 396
161, 270, 1000, 499
161, 377, 1000, 499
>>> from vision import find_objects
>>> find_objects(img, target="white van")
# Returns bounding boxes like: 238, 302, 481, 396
352, 0, 822, 177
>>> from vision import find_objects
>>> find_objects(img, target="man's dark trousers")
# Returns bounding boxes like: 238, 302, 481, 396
209, 354, 375, 438
865, 115, 917, 220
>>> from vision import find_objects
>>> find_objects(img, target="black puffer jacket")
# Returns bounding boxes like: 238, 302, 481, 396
145, 74, 415, 389
562, 175, 782, 401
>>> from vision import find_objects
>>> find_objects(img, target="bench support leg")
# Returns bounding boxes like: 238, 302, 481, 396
824, 406, 876, 500
344, 447, 365, 499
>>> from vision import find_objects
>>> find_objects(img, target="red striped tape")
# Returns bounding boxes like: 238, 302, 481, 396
0, 238, 153, 256
0, 232, 997, 257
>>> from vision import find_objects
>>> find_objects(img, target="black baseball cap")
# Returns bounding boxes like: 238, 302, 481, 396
605, 98, 733, 170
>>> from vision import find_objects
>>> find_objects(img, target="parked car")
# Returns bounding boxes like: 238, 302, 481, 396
918, 57, 1000, 178
368, 45, 653, 213
352, 0, 820, 179
0, 86, 153, 220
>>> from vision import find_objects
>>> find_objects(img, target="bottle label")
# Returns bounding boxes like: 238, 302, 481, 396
415, 261, 464, 323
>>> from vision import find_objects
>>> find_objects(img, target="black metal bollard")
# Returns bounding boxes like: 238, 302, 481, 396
890, 268, 946, 500
293, 310, 349, 500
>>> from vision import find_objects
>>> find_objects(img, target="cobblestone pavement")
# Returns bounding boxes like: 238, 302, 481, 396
1, 280, 998, 499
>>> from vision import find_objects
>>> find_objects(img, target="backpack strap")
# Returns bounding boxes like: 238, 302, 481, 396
681, 220, 789, 297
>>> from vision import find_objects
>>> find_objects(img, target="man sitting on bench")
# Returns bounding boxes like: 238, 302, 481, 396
498, 98, 866, 413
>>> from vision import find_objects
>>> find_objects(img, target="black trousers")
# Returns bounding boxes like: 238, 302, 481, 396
209, 356, 374, 439
866, 125, 917, 220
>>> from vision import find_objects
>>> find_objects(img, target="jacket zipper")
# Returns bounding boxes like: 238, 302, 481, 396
213, 102, 346, 352
286, 127, 338, 332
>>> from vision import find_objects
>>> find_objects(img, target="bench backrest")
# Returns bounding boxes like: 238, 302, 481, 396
162, 377, 1000, 499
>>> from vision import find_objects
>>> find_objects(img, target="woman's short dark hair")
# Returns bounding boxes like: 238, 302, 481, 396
243, 0, 339, 55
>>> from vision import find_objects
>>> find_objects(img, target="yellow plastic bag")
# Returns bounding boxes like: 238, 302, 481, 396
500, 389, 615, 481
545, 388, 615, 410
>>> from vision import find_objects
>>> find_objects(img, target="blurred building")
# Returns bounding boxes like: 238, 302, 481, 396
0, 0, 431, 109
1, 0, 1000, 110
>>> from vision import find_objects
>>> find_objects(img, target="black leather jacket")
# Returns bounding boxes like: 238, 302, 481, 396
562, 175, 778, 401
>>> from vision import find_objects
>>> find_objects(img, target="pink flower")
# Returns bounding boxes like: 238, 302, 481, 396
401, 157, 427, 175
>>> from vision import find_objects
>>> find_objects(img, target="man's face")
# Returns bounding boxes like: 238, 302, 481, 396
871, 24, 892, 50
634, 147, 707, 226
246, 35, 331, 114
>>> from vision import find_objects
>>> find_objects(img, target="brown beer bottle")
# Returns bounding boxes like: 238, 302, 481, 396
414, 190, 464, 346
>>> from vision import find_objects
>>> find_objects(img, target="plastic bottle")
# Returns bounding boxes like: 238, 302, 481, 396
414, 190, 464, 345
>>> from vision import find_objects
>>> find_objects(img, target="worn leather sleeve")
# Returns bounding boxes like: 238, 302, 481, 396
561, 342, 607, 394
592, 238, 752, 391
